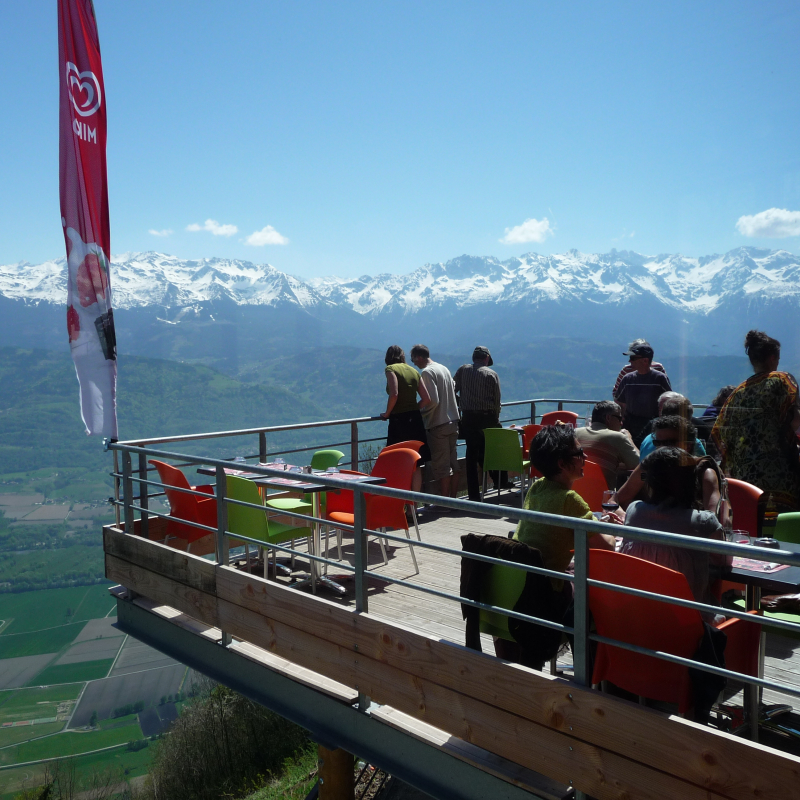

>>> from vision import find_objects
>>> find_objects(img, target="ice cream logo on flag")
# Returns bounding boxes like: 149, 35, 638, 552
66, 62, 102, 117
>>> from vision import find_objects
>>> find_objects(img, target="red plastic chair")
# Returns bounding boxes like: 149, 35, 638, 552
571, 459, 607, 512
714, 478, 764, 599
540, 410, 579, 427
149, 460, 217, 551
326, 449, 422, 573
589, 550, 760, 716
380, 440, 425, 538
520, 424, 542, 458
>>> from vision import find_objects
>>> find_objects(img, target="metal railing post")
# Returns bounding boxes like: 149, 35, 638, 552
350, 421, 359, 471
122, 452, 134, 534
259, 431, 267, 463
353, 486, 371, 711
215, 466, 232, 646
572, 528, 590, 686
113, 449, 121, 527
138, 452, 149, 539
557, 400, 563, 411
530, 402, 536, 424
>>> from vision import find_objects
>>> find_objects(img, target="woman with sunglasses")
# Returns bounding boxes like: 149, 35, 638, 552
513, 425, 615, 588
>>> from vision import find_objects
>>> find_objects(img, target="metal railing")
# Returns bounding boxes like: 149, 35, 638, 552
107, 419, 800, 747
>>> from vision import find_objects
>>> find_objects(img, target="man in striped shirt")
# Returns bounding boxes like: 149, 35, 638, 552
454, 346, 509, 501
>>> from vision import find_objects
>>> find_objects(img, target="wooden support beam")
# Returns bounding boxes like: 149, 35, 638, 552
318, 745, 354, 800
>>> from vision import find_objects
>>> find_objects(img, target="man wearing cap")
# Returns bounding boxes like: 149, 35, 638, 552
454, 346, 508, 502
612, 338, 669, 396
613, 342, 672, 447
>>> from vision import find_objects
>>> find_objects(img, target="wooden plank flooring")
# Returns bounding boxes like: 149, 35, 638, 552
231, 493, 800, 747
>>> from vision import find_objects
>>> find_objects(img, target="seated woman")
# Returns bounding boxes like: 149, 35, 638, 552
617, 416, 729, 524
639, 395, 707, 461
514, 425, 615, 587
621, 447, 726, 610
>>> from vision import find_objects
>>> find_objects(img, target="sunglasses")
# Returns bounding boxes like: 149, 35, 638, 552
654, 436, 681, 447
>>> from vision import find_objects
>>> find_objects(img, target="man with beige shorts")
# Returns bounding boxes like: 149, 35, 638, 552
410, 344, 460, 505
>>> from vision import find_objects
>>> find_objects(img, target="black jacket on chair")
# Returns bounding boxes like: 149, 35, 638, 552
460, 533, 572, 668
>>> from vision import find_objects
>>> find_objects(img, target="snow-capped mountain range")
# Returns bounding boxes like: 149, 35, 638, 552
2, 247, 799, 372
1, 246, 798, 315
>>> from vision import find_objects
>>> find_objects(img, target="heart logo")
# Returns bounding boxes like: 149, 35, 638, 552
66, 61, 101, 117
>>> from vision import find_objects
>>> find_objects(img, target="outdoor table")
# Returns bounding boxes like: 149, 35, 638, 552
197, 464, 385, 595
725, 541, 800, 741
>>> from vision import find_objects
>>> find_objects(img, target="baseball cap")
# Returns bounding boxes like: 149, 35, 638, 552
472, 346, 493, 366
622, 340, 654, 359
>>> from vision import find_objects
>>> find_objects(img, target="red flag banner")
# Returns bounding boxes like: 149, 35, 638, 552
58, 0, 118, 439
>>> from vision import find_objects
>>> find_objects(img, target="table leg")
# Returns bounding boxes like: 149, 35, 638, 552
744, 584, 762, 742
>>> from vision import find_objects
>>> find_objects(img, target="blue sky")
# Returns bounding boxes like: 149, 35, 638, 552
2, 0, 799, 278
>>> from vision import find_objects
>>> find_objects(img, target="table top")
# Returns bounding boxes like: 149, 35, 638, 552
196, 464, 385, 493
726, 541, 800, 593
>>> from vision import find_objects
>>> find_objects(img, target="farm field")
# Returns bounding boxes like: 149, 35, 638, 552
0, 722, 63, 749
0, 684, 82, 723
0, 585, 115, 635
26, 658, 114, 687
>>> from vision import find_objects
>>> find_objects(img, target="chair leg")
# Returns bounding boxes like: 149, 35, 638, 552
410, 506, 421, 541
481, 471, 487, 502
377, 530, 389, 566
291, 538, 296, 572
404, 528, 419, 574
336, 528, 343, 561
245, 543, 250, 573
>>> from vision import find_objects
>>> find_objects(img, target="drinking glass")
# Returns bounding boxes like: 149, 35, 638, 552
326, 466, 339, 474
275, 458, 286, 471
731, 530, 751, 545
601, 491, 619, 513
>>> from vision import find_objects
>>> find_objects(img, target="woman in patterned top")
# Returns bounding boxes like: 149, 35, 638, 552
711, 330, 800, 511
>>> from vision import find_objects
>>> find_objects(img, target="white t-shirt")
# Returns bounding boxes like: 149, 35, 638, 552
420, 361, 460, 429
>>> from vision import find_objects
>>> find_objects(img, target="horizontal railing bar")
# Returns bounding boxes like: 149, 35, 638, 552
586, 577, 800, 636
110, 442, 800, 566
588, 632, 800, 699
109, 500, 218, 536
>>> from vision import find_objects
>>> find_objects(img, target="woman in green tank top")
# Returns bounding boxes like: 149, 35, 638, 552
380, 345, 431, 457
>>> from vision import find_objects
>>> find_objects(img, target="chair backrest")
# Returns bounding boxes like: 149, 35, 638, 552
226, 475, 269, 543
149, 459, 199, 535
775, 512, 800, 544
478, 562, 527, 641
588, 549, 704, 711
367, 449, 421, 530
310, 449, 345, 470
482, 428, 524, 473
381, 440, 425, 454
540, 410, 579, 427
324, 470, 368, 516
570, 459, 607, 512
521, 424, 542, 456
727, 478, 763, 538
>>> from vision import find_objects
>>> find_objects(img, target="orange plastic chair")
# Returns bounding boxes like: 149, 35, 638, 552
149, 460, 217, 551
520, 424, 542, 458
589, 550, 760, 715
326, 449, 421, 573
380, 440, 425, 539
540, 410, 579, 427
571, 459, 607, 512
714, 478, 764, 599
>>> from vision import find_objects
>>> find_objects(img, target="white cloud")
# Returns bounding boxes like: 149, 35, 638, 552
245, 225, 289, 246
736, 208, 800, 238
186, 219, 238, 237
148, 228, 173, 237
500, 217, 553, 244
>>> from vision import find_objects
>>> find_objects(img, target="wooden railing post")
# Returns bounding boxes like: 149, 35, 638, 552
317, 745, 355, 800
122, 452, 134, 534
216, 466, 231, 647
350, 421, 359, 470
138, 452, 149, 539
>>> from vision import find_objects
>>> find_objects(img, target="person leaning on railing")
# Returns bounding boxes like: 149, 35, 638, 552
711, 329, 800, 513
380, 344, 431, 456
513, 425, 615, 588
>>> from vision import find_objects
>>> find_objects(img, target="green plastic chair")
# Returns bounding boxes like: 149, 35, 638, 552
478, 562, 527, 640
226, 475, 312, 580
481, 428, 530, 506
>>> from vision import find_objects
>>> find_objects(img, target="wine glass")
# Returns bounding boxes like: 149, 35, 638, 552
602, 490, 619, 513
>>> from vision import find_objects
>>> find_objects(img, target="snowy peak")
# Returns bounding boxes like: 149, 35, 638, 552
1, 247, 798, 317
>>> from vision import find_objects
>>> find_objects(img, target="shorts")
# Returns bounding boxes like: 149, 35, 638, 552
426, 420, 459, 480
